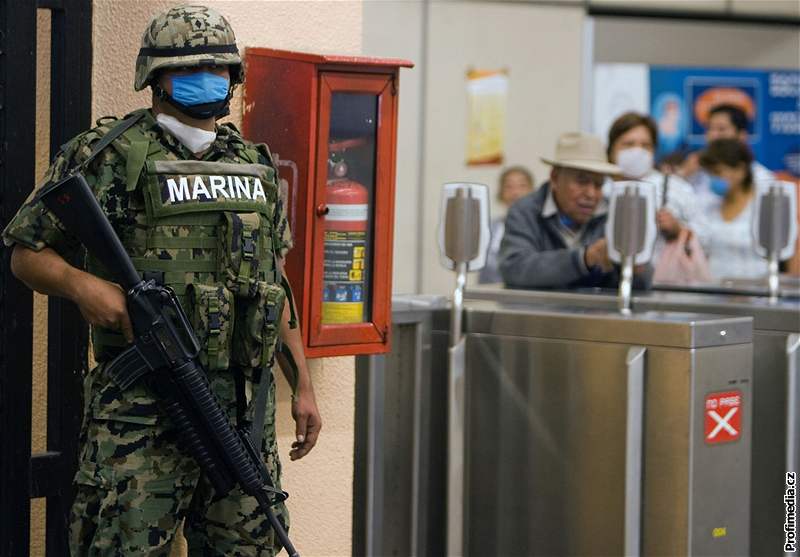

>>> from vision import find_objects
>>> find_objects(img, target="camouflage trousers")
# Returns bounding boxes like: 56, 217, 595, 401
69, 363, 288, 556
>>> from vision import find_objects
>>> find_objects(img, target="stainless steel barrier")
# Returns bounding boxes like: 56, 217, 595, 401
653, 276, 800, 299
460, 301, 752, 556
467, 285, 799, 556
356, 295, 755, 556
353, 295, 448, 557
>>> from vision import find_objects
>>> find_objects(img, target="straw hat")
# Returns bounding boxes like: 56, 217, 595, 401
541, 132, 621, 175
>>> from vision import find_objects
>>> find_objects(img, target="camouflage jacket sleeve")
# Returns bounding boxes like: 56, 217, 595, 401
1, 127, 107, 257
2, 115, 132, 259
253, 142, 293, 257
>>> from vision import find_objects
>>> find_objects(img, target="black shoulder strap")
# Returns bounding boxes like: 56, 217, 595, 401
79, 112, 145, 171
661, 173, 670, 208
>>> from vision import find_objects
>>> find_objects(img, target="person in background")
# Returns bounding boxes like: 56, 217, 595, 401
699, 138, 766, 279
656, 147, 691, 178
478, 166, 534, 284
657, 146, 695, 180
499, 132, 652, 289
692, 104, 774, 205
606, 112, 708, 256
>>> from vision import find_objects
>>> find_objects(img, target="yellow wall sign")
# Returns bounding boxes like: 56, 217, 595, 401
712, 527, 727, 538
466, 69, 508, 166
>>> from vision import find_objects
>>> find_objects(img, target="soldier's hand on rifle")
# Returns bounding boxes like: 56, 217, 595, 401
72, 273, 134, 342
10, 245, 133, 342
290, 384, 321, 461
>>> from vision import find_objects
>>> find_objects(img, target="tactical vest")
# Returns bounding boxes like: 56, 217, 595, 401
86, 112, 290, 376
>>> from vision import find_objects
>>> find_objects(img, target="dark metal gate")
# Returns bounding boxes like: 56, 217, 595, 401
0, 0, 92, 555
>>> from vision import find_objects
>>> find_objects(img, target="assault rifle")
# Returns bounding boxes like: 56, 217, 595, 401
37, 173, 300, 557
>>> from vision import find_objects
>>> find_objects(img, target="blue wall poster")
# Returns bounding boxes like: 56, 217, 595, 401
649, 66, 800, 183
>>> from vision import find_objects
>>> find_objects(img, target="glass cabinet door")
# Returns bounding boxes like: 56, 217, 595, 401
322, 96, 376, 326
310, 73, 395, 347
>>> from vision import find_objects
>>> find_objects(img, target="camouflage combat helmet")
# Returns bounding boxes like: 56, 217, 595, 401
134, 4, 244, 91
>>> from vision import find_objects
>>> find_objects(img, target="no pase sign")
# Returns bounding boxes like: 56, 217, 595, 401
704, 391, 742, 445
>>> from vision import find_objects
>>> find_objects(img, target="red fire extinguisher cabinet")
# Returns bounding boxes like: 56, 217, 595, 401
242, 48, 413, 358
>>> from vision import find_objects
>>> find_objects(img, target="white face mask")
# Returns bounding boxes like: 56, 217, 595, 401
616, 147, 654, 179
156, 112, 217, 154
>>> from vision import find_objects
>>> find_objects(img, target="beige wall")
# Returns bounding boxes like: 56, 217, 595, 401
92, 0, 363, 122
419, 2, 586, 295
30, 2, 362, 555
31, 9, 52, 557
362, 1, 425, 295
594, 16, 800, 69
363, 1, 587, 295
588, 0, 800, 17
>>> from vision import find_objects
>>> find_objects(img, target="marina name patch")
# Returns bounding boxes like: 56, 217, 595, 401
159, 175, 268, 204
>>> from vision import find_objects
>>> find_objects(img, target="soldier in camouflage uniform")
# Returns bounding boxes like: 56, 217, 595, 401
3, 5, 322, 556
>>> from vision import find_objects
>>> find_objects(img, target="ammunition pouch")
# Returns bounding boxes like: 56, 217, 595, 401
187, 283, 235, 372
219, 212, 273, 296
232, 280, 286, 370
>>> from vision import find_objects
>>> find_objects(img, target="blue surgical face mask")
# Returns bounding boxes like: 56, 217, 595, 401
171, 72, 230, 106
710, 176, 730, 197
154, 71, 232, 119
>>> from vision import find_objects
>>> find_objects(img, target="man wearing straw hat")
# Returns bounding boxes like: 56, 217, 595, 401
499, 132, 653, 290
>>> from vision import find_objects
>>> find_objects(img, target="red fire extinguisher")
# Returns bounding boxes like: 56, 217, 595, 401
322, 153, 369, 325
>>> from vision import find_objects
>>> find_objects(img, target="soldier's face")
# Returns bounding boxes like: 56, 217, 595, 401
158, 65, 231, 96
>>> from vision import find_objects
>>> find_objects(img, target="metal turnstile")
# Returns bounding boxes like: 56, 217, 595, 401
461, 301, 752, 556
467, 285, 800, 557
353, 296, 449, 557
653, 276, 800, 299
355, 296, 754, 556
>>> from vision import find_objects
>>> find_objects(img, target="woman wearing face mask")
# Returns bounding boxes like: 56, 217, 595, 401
607, 112, 710, 282
699, 139, 766, 279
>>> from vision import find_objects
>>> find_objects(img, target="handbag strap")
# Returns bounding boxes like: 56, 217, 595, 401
683, 228, 694, 257
661, 173, 670, 208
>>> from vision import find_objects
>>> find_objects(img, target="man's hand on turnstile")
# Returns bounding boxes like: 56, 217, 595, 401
585, 238, 614, 272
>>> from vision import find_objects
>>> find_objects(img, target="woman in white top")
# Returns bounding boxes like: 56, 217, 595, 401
606, 112, 709, 259
478, 166, 534, 284
699, 138, 766, 279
